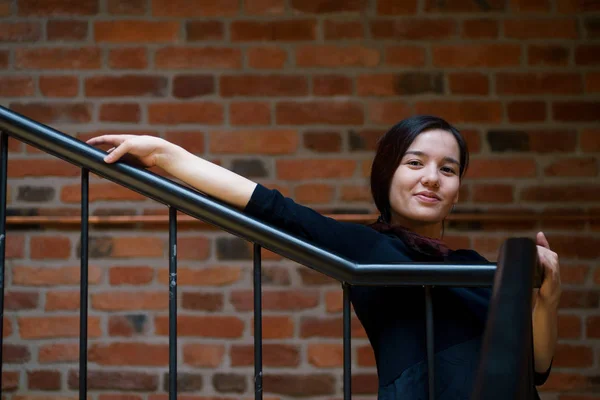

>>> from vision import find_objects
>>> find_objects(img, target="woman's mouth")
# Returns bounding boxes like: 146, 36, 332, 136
415, 194, 441, 203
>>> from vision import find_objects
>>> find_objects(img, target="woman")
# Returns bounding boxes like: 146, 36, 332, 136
88, 115, 561, 399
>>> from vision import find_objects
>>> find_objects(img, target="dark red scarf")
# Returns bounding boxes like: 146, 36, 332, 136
368, 216, 450, 258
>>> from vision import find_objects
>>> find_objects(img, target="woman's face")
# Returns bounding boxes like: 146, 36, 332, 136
388, 129, 461, 235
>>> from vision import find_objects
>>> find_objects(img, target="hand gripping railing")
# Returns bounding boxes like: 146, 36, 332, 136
0, 105, 540, 400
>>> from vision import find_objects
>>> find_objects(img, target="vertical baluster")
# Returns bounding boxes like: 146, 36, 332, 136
0, 133, 8, 397
343, 283, 351, 400
79, 169, 89, 400
253, 244, 263, 400
169, 207, 177, 400
425, 286, 434, 400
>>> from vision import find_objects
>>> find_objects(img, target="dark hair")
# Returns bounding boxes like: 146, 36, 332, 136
370, 115, 469, 223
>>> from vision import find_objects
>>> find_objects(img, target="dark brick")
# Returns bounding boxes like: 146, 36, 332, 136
213, 373, 247, 393
182, 292, 224, 311
186, 21, 224, 41
352, 373, 378, 394
3, 345, 30, 364
560, 290, 600, 309
107, 0, 147, 14
86, 236, 112, 258
17, 186, 55, 202
487, 130, 529, 152
231, 159, 268, 178
263, 374, 335, 396
303, 131, 342, 152
108, 314, 148, 336
298, 267, 338, 285
68, 370, 158, 390
290, 0, 366, 13
262, 266, 291, 285
349, 129, 384, 151
163, 372, 203, 392
216, 237, 251, 260
28, 370, 61, 390
5, 291, 38, 310
585, 17, 600, 38
396, 72, 444, 95
173, 75, 214, 98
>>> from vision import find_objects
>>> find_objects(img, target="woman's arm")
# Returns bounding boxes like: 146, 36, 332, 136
87, 134, 257, 210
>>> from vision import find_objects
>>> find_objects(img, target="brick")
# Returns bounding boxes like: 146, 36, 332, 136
414, 100, 502, 123
581, 129, 600, 152
94, 20, 179, 43
462, 19, 498, 38
43, 292, 78, 312
368, 100, 412, 124
301, 316, 367, 338
5, 159, 74, 179
0, 76, 34, 97
231, 20, 316, 41
553, 101, 600, 122
293, 183, 335, 203
325, 290, 342, 312
5, 291, 38, 310
313, 75, 352, 96
277, 159, 355, 180
163, 372, 203, 393
108, 315, 148, 336
353, 374, 378, 394
108, 48, 147, 69
39, 76, 78, 97
587, 316, 600, 337
3, 317, 12, 337
324, 19, 364, 39
28, 370, 61, 390
164, 131, 205, 154
432, 44, 521, 67
291, 0, 365, 13
506, 101, 546, 123
472, 184, 513, 203
99, 103, 140, 123
384, 45, 426, 66
259, 316, 294, 339
89, 343, 168, 366
92, 292, 166, 311
357, 345, 376, 366
155, 47, 242, 69
357, 73, 443, 96
585, 17, 600, 38
157, 266, 241, 286
183, 344, 224, 367
182, 292, 223, 311
0, 0, 8, 16
13, 265, 101, 286
557, 314, 581, 338
186, 21, 224, 41
528, 45, 569, 66
0, 50, 8, 68
276, 101, 363, 125
424, 0, 505, 11
339, 184, 371, 202
544, 157, 598, 177
209, 129, 297, 154
554, 344, 594, 367
576, 45, 600, 65
303, 131, 342, 152
109, 266, 154, 285
10, 102, 91, 123
47, 20, 87, 40
173, 75, 214, 98
0, 22, 41, 42
152, 0, 238, 16
504, 18, 578, 39
371, 19, 456, 40
213, 373, 245, 393
307, 343, 342, 367
148, 102, 223, 124
245, 0, 284, 14
522, 185, 600, 204
248, 47, 287, 69
230, 102, 271, 125
18, 0, 98, 15
231, 289, 319, 311
295, 45, 379, 67
15, 47, 101, 69
2, 370, 18, 390
231, 344, 299, 367
220, 75, 308, 97
298, 267, 338, 285
19, 316, 101, 339
559, 264, 589, 285
62, 183, 146, 202
496, 73, 582, 95
559, 290, 600, 309
68, 370, 158, 391
263, 374, 335, 396
85, 75, 166, 97
465, 159, 536, 179
586, 72, 600, 93
30, 236, 71, 259
107, 0, 146, 14
448, 72, 489, 95
487, 129, 576, 153
3, 344, 30, 364
558, 0, 600, 12
511, 0, 550, 11
155, 315, 244, 338
377, 0, 417, 14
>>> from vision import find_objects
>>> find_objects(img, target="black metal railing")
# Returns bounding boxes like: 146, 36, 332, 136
0, 105, 539, 400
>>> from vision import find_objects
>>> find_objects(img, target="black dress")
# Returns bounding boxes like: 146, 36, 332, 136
244, 184, 551, 399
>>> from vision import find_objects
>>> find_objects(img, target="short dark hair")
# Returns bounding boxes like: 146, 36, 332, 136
370, 115, 469, 223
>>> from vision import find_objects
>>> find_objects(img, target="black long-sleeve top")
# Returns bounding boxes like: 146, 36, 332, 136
244, 184, 551, 399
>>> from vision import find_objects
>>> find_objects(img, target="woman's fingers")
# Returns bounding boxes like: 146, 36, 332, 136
86, 134, 132, 147
536, 231, 550, 249
104, 140, 132, 163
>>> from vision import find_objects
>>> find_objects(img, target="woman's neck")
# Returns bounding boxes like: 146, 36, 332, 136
389, 214, 443, 240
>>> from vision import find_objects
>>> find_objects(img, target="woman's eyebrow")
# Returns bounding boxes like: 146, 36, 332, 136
404, 150, 460, 166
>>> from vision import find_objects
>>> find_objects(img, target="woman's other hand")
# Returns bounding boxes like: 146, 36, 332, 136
535, 232, 562, 309
87, 134, 175, 169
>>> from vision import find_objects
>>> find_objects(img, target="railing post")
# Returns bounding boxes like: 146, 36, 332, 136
169, 207, 177, 400
79, 169, 89, 400
0, 132, 8, 397
343, 282, 351, 400
254, 243, 263, 400
425, 286, 434, 400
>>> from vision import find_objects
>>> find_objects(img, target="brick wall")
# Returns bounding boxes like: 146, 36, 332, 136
1, 0, 599, 399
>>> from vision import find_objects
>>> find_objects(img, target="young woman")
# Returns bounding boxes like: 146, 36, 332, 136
88, 115, 561, 399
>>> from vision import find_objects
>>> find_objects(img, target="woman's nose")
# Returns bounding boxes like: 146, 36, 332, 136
421, 166, 440, 187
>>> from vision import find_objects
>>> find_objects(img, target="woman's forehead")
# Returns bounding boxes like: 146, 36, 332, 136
406, 129, 460, 156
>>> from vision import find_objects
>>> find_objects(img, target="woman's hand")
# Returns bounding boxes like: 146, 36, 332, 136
86, 134, 175, 169
535, 232, 561, 310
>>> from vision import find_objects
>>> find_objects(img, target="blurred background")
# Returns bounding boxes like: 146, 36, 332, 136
0, 0, 598, 399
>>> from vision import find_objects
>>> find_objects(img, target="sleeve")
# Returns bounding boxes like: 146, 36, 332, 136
534, 358, 552, 386
243, 183, 383, 261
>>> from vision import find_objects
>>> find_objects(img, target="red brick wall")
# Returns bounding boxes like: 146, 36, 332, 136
1, 0, 599, 399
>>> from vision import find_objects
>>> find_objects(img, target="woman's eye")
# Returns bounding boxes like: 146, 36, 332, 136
408, 160, 421, 166
441, 167, 456, 174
